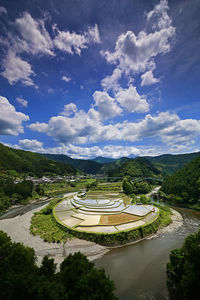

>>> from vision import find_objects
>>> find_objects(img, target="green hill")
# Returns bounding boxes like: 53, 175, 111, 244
161, 154, 200, 208
0, 143, 76, 177
92, 157, 116, 164
145, 152, 200, 175
97, 157, 130, 175
43, 154, 102, 174
106, 157, 160, 178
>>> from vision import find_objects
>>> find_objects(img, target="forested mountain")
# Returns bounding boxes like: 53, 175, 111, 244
107, 157, 160, 178
145, 152, 200, 175
161, 154, 200, 207
97, 157, 130, 175
43, 154, 102, 174
92, 157, 116, 164
43, 154, 161, 177
0, 143, 76, 177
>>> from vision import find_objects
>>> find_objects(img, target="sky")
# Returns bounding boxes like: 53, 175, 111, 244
0, 0, 200, 159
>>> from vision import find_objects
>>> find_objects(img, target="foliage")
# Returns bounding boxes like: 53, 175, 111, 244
30, 198, 71, 242
122, 177, 152, 195
122, 177, 133, 195
111, 157, 160, 178
0, 230, 117, 300
0, 142, 76, 177
0, 179, 34, 214
161, 154, 200, 208
139, 194, 151, 204
167, 229, 200, 300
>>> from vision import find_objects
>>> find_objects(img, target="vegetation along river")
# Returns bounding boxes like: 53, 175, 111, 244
95, 207, 200, 300
1, 200, 200, 300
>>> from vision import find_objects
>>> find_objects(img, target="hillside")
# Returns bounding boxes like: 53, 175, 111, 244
161, 154, 200, 207
145, 152, 200, 175
96, 157, 129, 175
43, 154, 102, 174
107, 157, 160, 178
0, 143, 76, 177
92, 157, 116, 164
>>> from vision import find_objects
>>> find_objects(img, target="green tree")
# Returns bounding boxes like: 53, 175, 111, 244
167, 230, 200, 299
122, 177, 133, 195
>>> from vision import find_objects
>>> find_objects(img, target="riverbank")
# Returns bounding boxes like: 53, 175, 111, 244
0, 198, 182, 267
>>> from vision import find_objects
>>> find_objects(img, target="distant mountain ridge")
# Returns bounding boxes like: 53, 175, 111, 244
144, 152, 200, 175
43, 154, 102, 174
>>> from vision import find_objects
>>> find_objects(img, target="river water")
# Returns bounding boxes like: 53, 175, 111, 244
95, 207, 200, 300
1, 199, 200, 299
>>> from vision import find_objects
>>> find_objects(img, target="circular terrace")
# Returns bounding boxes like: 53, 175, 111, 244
53, 192, 159, 234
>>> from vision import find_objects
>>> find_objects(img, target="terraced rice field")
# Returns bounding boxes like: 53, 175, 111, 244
53, 192, 159, 234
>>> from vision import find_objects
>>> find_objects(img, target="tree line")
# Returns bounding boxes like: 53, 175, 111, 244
0, 230, 116, 300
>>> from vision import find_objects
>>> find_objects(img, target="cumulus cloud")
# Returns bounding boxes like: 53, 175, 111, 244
28, 121, 49, 133
15, 12, 54, 56
19, 139, 44, 152
0, 6, 7, 15
116, 85, 149, 113
16, 97, 28, 107
1, 51, 35, 86
0, 96, 29, 135
61, 103, 77, 116
141, 70, 159, 86
53, 24, 100, 55
62, 75, 71, 83
93, 91, 122, 120
101, 0, 175, 90
101, 67, 122, 92
28, 97, 200, 147
147, 0, 171, 30
1, 12, 100, 86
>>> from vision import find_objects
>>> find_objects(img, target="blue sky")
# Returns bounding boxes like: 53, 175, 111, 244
0, 0, 200, 159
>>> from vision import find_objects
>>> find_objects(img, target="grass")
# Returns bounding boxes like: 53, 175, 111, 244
30, 197, 73, 243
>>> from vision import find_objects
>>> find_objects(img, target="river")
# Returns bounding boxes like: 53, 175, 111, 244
1, 198, 200, 299
94, 207, 200, 300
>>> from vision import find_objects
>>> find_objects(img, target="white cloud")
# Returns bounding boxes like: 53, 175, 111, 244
62, 75, 71, 83
1, 13, 100, 86
93, 90, 122, 120
116, 85, 149, 113
147, 0, 171, 30
101, 67, 122, 91
0, 96, 29, 135
54, 24, 100, 55
28, 121, 49, 133
1, 51, 35, 86
16, 97, 28, 107
61, 103, 77, 116
0, 6, 7, 15
141, 70, 159, 86
19, 139, 44, 152
15, 12, 54, 56
29, 99, 200, 147
101, 0, 175, 90
86, 24, 101, 44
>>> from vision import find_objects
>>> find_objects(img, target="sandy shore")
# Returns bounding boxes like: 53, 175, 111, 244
0, 201, 183, 266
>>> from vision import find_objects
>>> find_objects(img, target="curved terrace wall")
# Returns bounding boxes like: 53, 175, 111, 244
52, 194, 166, 246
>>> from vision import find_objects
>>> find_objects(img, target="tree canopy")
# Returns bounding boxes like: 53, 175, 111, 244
0, 230, 117, 300
167, 229, 200, 300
